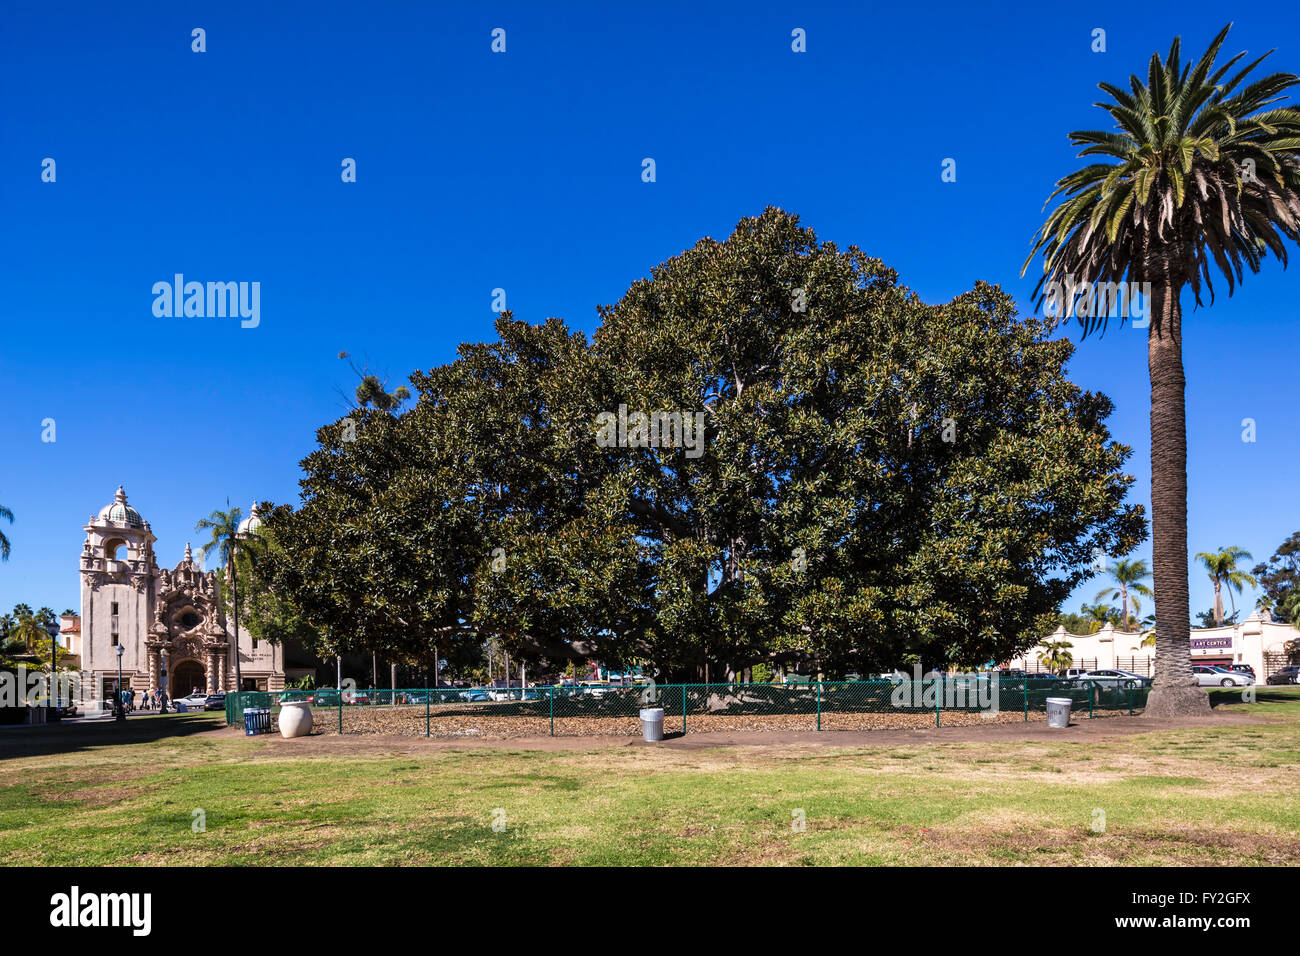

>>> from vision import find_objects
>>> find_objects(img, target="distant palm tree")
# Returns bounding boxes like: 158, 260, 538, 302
0, 505, 12, 561
13, 606, 51, 653
1196, 546, 1258, 625
0, 613, 15, 653
1080, 602, 1118, 632
1139, 613, 1158, 647
197, 503, 244, 691
1038, 640, 1075, 673
1023, 24, 1300, 715
1096, 558, 1154, 632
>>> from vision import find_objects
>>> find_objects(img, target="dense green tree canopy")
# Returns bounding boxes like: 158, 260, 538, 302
1254, 531, 1300, 624
262, 209, 1145, 680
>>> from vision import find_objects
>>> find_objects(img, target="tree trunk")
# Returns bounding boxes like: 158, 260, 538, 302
1144, 278, 1210, 716
231, 548, 243, 692
1213, 579, 1224, 626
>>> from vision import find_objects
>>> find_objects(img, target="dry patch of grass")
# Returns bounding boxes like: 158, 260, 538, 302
3, 700, 1299, 866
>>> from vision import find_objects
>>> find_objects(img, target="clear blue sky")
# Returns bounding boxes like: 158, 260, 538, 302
2, 0, 1297, 625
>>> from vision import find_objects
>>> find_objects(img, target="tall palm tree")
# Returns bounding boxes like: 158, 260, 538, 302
0, 505, 12, 561
197, 503, 244, 691
1024, 24, 1300, 715
1196, 546, 1258, 624
1096, 557, 1154, 632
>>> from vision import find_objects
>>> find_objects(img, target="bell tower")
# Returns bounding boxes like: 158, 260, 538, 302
80, 486, 158, 696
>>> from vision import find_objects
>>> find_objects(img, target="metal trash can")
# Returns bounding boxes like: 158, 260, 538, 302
244, 707, 270, 736
1046, 697, 1073, 728
640, 707, 665, 742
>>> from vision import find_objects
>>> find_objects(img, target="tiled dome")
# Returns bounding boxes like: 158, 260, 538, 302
237, 501, 263, 536
98, 486, 144, 529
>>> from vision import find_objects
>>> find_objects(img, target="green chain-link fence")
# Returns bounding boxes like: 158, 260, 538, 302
226, 677, 1151, 737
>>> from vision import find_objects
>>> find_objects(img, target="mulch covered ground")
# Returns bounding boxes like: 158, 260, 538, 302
207, 708, 1270, 756
286, 701, 1118, 740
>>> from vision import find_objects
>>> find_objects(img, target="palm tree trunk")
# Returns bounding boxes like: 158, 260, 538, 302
1213, 578, 1224, 626
1144, 276, 1209, 716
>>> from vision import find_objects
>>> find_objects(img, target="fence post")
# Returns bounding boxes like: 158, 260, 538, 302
682, 684, 687, 735
338, 692, 342, 735
1128, 682, 1134, 715
426, 686, 430, 738
816, 681, 821, 731
549, 686, 554, 737
935, 676, 940, 727
1089, 684, 1094, 719
1023, 678, 1028, 722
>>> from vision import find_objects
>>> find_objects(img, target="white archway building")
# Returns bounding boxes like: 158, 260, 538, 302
1009, 612, 1298, 677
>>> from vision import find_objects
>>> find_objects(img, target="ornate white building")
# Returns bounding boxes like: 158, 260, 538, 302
78, 487, 284, 702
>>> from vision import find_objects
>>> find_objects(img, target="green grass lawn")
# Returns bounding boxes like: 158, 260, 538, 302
3, 689, 1299, 866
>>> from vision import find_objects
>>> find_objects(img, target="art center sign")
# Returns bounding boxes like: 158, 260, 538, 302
1190, 635, 1234, 651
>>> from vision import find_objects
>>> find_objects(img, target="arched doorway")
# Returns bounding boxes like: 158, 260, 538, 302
173, 659, 205, 698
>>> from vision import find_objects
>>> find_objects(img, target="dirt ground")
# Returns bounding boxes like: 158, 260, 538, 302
215, 709, 1271, 756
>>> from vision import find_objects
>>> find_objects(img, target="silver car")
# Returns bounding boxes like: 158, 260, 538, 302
1192, 665, 1254, 687
1072, 669, 1152, 689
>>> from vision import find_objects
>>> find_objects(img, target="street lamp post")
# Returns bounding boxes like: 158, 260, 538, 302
45, 620, 60, 715
115, 643, 125, 722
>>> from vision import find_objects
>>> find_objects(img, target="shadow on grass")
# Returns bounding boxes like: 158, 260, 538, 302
0, 712, 224, 761
1209, 687, 1300, 706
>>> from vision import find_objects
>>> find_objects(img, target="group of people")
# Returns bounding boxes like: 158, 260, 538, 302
113, 688, 169, 714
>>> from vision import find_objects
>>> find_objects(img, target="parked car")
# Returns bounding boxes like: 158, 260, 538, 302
1192, 665, 1254, 687
1059, 668, 1089, 680
173, 693, 210, 711
1070, 669, 1152, 689
1228, 664, 1256, 678
1266, 665, 1300, 686
459, 689, 490, 702
203, 693, 226, 711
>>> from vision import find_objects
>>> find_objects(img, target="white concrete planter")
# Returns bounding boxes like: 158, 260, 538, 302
278, 700, 313, 738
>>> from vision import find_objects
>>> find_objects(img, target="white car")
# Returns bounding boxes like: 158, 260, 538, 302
173, 692, 212, 710
1071, 669, 1152, 689
1192, 665, 1254, 687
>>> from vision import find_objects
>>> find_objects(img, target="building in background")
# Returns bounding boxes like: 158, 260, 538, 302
78, 487, 284, 705
1009, 610, 1299, 677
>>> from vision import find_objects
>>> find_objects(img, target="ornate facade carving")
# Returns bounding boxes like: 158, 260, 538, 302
79, 486, 286, 697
